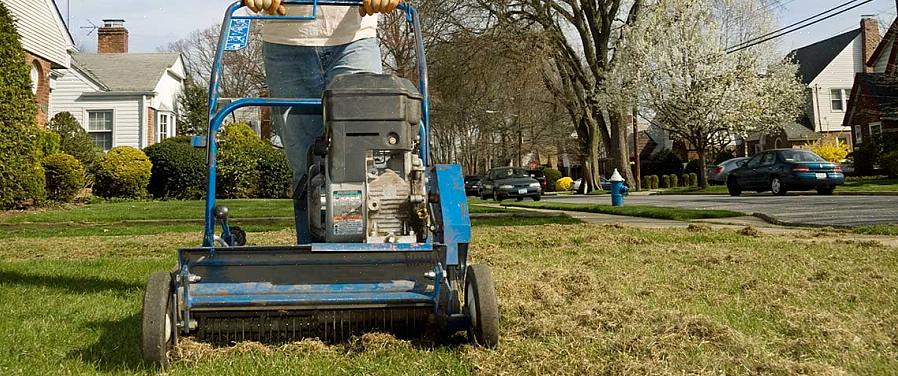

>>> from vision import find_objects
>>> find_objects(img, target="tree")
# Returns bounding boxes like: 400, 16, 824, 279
0, 2, 45, 209
48, 112, 101, 170
178, 78, 210, 136
614, 0, 804, 188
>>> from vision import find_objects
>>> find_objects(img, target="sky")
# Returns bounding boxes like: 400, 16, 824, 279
56, 0, 897, 54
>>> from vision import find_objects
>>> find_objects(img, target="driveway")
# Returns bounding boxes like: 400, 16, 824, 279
544, 194, 898, 227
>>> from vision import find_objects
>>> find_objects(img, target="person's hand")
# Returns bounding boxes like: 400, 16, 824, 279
359, 0, 401, 16
244, 0, 287, 15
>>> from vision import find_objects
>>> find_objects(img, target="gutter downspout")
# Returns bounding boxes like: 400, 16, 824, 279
813, 85, 824, 133
139, 95, 146, 148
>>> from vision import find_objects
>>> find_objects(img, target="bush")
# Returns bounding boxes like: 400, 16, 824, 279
48, 112, 101, 170
712, 150, 735, 165
37, 128, 60, 158
806, 139, 850, 163
144, 137, 206, 199
556, 177, 574, 191
689, 173, 698, 187
882, 150, 898, 177
217, 123, 266, 198
650, 175, 660, 190
543, 168, 562, 192
42, 153, 85, 202
641, 150, 684, 177
0, 2, 45, 209
661, 175, 671, 189
642, 176, 652, 190
93, 147, 152, 199
670, 174, 679, 188
684, 159, 701, 175
256, 145, 292, 199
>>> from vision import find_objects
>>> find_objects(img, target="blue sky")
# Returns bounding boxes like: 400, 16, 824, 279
57, 0, 897, 53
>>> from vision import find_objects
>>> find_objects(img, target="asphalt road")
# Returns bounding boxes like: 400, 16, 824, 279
544, 194, 898, 227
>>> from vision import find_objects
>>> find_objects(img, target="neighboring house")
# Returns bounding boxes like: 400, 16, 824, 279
1, 0, 75, 125
745, 123, 821, 154
50, 20, 185, 150
843, 11, 898, 150
788, 16, 882, 148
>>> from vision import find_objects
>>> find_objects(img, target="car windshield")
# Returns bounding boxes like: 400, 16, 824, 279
495, 168, 530, 179
780, 150, 826, 163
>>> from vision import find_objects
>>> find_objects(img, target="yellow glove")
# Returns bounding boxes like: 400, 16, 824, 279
359, 0, 401, 16
244, 0, 287, 15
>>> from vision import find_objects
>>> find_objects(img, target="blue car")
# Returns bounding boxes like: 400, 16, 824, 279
727, 149, 845, 196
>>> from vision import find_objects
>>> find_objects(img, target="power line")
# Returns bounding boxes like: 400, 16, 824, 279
727, 0, 876, 53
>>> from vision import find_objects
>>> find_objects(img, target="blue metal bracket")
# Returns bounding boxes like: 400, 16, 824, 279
431, 165, 471, 266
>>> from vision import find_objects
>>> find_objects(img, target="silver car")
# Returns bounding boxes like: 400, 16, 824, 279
708, 157, 748, 185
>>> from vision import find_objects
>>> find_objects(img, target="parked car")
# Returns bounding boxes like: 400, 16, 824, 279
708, 157, 749, 185
726, 149, 845, 196
464, 176, 482, 196
479, 167, 542, 201
528, 169, 548, 191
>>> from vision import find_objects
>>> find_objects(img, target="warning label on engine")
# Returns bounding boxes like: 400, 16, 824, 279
332, 190, 363, 236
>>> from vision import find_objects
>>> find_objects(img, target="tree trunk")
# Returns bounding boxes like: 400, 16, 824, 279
609, 111, 636, 187
578, 117, 601, 193
697, 149, 709, 189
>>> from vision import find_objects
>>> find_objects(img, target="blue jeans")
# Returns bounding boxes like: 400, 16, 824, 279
263, 38, 383, 244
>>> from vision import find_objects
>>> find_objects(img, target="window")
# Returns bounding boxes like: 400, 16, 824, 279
869, 122, 882, 139
30, 62, 40, 95
760, 152, 777, 167
747, 153, 764, 169
831, 89, 848, 112
87, 110, 113, 151
855, 125, 863, 146
158, 113, 170, 141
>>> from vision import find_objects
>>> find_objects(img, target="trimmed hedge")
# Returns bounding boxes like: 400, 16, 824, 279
543, 168, 562, 192
144, 136, 206, 199
256, 145, 292, 199
670, 174, 679, 188
42, 153, 85, 203
641, 150, 684, 177
93, 147, 152, 199
0, 2, 44, 209
689, 173, 698, 187
48, 112, 101, 170
217, 123, 265, 198
882, 150, 898, 177
661, 175, 671, 189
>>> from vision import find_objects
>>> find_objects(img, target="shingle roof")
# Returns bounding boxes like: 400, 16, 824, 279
783, 122, 820, 141
72, 53, 181, 92
788, 29, 860, 84
851, 73, 898, 115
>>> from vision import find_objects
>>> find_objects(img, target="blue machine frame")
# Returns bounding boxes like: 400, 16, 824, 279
175, 0, 471, 336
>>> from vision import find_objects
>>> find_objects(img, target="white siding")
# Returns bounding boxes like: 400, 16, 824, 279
873, 38, 893, 73
1, 0, 71, 68
809, 35, 864, 133
50, 68, 147, 149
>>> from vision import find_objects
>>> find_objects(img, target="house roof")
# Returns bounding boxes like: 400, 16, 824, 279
867, 18, 897, 67
2, 0, 75, 68
788, 29, 860, 84
783, 122, 821, 141
845, 73, 898, 124
72, 53, 181, 92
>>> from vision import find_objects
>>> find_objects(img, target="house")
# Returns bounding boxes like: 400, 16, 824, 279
787, 16, 882, 148
1, 0, 75, 125
843, 6, 898, 150
50, 20, 185, 150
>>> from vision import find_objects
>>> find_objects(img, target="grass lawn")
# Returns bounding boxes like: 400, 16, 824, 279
853, 224, 898, 236
501, 201, 744, 221
1, 201, 897, 374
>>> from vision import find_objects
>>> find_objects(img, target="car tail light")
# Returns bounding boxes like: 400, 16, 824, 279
713, 166, 724, 174
792, 165, 810, 172
833, 166, 842, 173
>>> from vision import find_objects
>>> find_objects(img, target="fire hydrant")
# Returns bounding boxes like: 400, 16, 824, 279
610, 169, 629, 207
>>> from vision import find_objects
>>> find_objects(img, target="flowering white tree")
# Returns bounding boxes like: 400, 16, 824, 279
613, 0, 805, 188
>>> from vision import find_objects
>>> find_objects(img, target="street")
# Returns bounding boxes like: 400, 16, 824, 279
544, 194, 898, 227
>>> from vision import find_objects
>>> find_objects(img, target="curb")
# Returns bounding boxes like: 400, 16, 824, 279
751, 213, 852, 229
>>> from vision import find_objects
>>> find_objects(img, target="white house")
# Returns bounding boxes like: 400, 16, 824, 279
50, 20, 185, 150
788, 16, 882, 148
1, 0, 75, 125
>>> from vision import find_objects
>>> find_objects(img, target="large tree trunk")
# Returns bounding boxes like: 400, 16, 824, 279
697, 149, 709, 189
577, 116, 601, 193
609, 111, 636, 187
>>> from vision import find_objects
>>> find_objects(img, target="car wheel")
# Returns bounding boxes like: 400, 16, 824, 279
727, 177, 742, 197
516, 197, 524, 202
480, 190, 489, 201
817, 186, 835, 195
770, 177, 787, 196
493, 191, 503, 202
532, 195, 541, 202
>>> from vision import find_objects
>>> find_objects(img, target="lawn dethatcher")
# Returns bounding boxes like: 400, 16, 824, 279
140, 0, 498, 367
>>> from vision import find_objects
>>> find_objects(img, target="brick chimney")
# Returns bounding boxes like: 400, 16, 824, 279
97, 19, 128, 54
861, 16, 881, 72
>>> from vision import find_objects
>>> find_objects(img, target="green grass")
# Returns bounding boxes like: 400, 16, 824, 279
502, 201, 745, 221
853, 224, 898, 236
842, 177, 898, 192
1, 223, 896, 374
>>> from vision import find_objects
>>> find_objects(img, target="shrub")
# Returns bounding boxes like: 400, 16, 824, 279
93, 147, 152, 199
670, 174, 679, 188
217, 123, 266, 198
641, 150, 684, 177
0, 3, 45, 209
42, 153, 85, 202
661, 175, 671, 189
650, 175, 660, 190
36, 128, 61, 158
256, 145, 292, 199
882, 150, 898, 177
713, 150, 735, 165
684, 159, 701, 175
144, 137, 206, 199
642, 176, 652, 190
543, 168, 562, 192
556, 177, 574, 191
689, 173, 698, 187
48, 112, 101, 169
806, 139, 850, 163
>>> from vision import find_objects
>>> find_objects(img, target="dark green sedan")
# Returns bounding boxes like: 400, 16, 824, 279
727, 149, 845, 196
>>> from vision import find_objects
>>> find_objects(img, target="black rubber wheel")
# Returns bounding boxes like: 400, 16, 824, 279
465, 265, 499, 348
817, 186, 835, 195
230, 226, 247, 246
493, 191, 503, 202
771, 177, 787, 196
532, 195, 542, 201
479, 190, 489, 201
727, 177, 742, 197
516, 197, 524, 202
142, 271, 175, 368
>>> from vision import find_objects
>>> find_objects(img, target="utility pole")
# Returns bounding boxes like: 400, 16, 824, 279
633, 108, 641, 191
